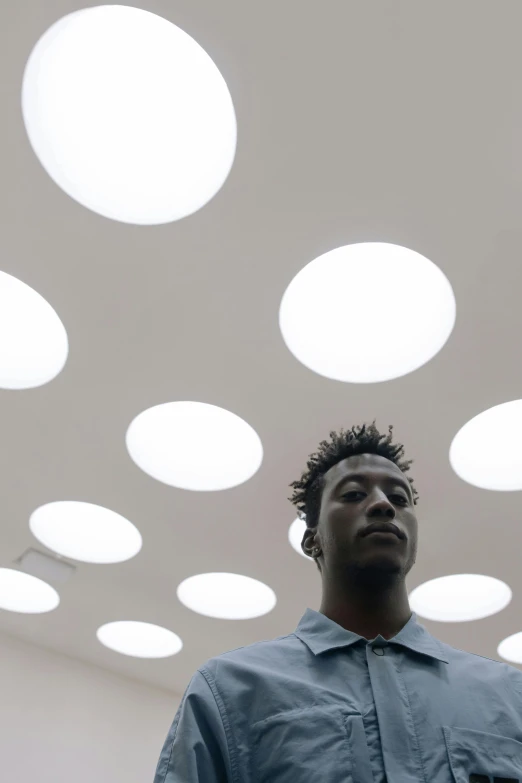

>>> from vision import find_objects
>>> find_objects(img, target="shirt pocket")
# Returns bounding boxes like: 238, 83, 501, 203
443, 725, 522, 782
251, 705, 373, 783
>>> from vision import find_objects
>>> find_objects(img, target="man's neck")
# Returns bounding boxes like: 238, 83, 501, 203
318, 577, 412, 641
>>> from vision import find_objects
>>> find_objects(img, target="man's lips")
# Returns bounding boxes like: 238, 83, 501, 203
360, 521, 405, 539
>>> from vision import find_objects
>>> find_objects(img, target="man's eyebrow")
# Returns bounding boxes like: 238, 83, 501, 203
334, 473, 412, 498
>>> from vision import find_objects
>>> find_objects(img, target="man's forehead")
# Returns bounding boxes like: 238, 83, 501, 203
324, 453, 406, 485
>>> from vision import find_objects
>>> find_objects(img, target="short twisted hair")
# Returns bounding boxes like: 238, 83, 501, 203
289, 422, 418, 570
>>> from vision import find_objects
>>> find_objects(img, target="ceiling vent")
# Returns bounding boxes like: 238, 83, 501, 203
13, 548, 76, 584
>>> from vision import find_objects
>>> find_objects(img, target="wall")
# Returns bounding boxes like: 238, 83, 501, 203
0, 631, 180, 783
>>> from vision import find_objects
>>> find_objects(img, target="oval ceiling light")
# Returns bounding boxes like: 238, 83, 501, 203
450, 400, 522, 490
29, 501, 142, 564
288, 517, 313, 560
0, 568, 60, 613
498, 632, 522, 664
177, 573, 276, 619
0, 270, 68, 389
97, 621, 182, 658
22, 5, 237, 225
126, 401, 263, 490
279, 243, 456, 383
409, 574, 512, 622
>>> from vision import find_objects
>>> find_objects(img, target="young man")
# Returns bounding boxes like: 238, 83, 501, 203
154, 422, 522, 782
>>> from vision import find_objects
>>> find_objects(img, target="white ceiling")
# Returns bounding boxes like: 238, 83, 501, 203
2, 0, 522, 697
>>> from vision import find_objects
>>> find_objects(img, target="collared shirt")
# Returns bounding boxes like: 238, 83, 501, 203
154, 607, 522, 782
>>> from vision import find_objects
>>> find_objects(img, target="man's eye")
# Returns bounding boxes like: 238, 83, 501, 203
391, 494, 408, 505
342, 491, 365, 501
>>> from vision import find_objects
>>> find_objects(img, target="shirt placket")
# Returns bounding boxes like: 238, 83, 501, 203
366, 638, 426, 783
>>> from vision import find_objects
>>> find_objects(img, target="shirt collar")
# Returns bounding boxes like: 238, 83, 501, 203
293, 607, 449, 664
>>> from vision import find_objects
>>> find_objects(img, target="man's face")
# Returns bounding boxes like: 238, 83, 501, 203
304, 453, 418, 580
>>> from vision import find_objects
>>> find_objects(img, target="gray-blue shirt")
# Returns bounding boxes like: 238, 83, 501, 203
154, 607, 522, 782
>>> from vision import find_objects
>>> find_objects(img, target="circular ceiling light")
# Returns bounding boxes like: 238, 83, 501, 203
498, 632, 522, 664
450, 400, 522, 490
409, 574, 511, 622
29, 501, 142, 564
177, 573, 276, 619
288, 517, 313, 560
22, 5, 237, 225
97, 621, 182, 658
126, 401, 263, 490
0, 568, 60, 613
0, 270, 68, 389
279, 243, 456, 383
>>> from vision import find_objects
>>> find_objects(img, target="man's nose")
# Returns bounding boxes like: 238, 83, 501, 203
366, 493, 396, 518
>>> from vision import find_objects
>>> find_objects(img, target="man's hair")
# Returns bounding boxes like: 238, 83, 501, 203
288, 422, 418, 571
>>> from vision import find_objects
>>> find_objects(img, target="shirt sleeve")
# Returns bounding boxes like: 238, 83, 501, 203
153, 669, 233, 783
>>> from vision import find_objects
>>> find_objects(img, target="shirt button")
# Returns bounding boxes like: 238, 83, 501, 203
372, 645, 386, 656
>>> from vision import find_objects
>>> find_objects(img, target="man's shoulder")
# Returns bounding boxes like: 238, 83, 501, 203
438, 637, 522, 688
197, 631, 300, 681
